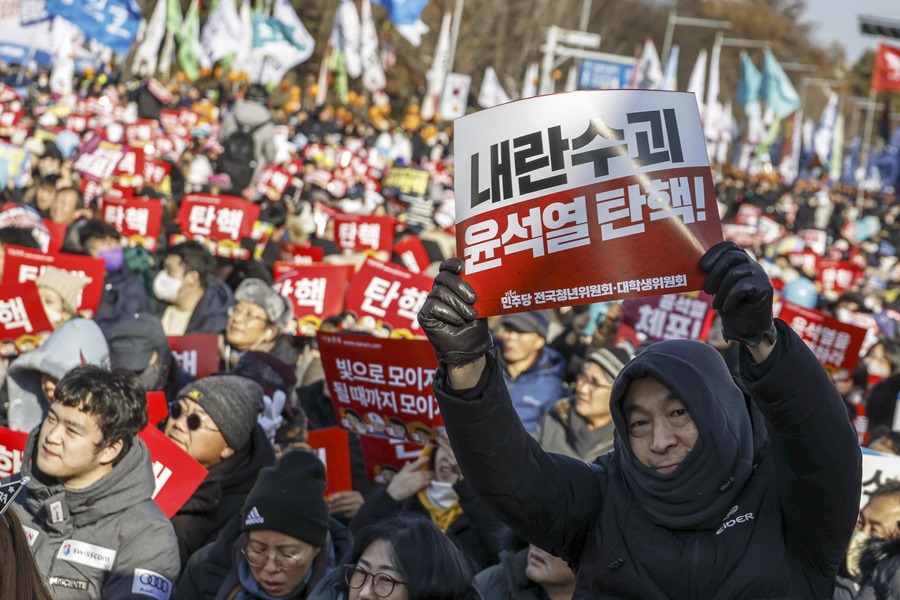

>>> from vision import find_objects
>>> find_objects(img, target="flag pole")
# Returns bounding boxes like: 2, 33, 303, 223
446, 0, 464, 87
858, 87, 877, 205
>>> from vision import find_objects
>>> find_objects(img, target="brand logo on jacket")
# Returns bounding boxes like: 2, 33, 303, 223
22, 525, 38, 547
56, 539, 117, 571
48, 577, 89, 591
245, 506, 264, 526
716, 505, 755, 535
132, 568, 172, 600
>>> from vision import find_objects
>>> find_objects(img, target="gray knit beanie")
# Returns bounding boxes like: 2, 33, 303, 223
178, 375, 265, 449
585, 347, 630, 384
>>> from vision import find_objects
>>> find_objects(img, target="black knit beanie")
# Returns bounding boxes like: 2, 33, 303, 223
241, 450, 330, 547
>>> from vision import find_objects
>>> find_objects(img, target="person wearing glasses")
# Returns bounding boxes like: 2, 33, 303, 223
162, 376, 275, 568
531, 347, 630, 462
309, 515, 479, 600
222, 278, 297, 370
175, 450, 339, 600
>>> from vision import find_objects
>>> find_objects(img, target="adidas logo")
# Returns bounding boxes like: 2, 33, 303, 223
244, 507, 264, 526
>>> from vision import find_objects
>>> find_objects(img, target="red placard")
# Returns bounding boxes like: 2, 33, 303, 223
873, 42, 900, 92
166, 334, 219, 379
112, 146, 146, 188
344, 258, 431, 335
307, 427, 353, 495
177, 193, 260, 242
333, 214, 396, 253
100, 196, 163, 252
358, 436, 426, 485
786, 250, 818, 274
619, 291, 714, 344
41, 219, 65, 254
255, 165, 292, 199
72, 138, 125, 182
777, 301, 867, 376
273, 264, 353, 336
817, 259, 864, 296
139, 426, 209, 518
143, 158, 172, 187
2, 246, 106, 317
0, 426, 28, 478
0, 283, 53, 357
393, 236, 431, 274
278, 244, 325, 266
147, 392, 169, 426
125, 119, 159, 146
317, 332, 441, 444
0, 106, 23, 128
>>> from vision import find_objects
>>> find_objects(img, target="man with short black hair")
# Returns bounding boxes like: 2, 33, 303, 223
154, 241, 234, 335
12, 364, 180, 598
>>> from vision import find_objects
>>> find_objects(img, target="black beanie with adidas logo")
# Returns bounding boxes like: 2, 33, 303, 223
240, 450, 330, 547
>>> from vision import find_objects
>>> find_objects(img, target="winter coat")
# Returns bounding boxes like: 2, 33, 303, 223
13, 430, 180, 599
217, 100, 276, 184
173, 514, 353, 600
6, 319, 109, 432
531, 398, 615, 462
170, 425, 276, 567
501, 346, 567, 433
474, 548, 544, 600
435, 321, 861, 599
185, 277, 235, 335
93, 266, 151, 337
855, 537, 900, 599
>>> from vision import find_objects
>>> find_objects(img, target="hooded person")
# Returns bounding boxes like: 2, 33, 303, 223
418, 244, 862, 599
174, 450, 352, 600
163, 375, 276, 567
6, 319, 108, 432
223, 278, 297, 370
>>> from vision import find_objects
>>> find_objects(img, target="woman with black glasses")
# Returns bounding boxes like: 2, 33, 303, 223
310, 515, 480, 600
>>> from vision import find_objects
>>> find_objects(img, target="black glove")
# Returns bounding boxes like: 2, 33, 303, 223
699, 241, 776, 347
418, 258, 493, 365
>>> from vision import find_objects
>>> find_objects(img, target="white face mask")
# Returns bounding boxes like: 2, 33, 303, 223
153, 271, 183, 304
424, 480, 459, 510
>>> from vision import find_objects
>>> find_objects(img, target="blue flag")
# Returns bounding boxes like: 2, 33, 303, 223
45, 0, 141, 55
736, 52, 761, 108
373, 0, 429, 25
760, 49, 800, 119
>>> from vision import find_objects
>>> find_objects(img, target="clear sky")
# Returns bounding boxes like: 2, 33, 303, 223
802, 0, 900, 62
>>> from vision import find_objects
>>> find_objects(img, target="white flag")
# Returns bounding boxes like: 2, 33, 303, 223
704, 40, 722, 155
273, 0, 315, 64
779, 110, 803, 183
202, 0, 242, 64
421, 11, 452, 121
439, 72, 471, 120
232, 0, 254, 75
478, 66, 511, 108
132, 0, 167, 77
521, 62, 539, 99
660, 44, 679, 91
633, 38, 662, 90
396, 20, 430, 47
50, 18, 77, 95
335, 0, 362, 79
813, 92, 838, 166
158, 30, 175, 78
360, 0, 386, 91
687, 49, 707, 117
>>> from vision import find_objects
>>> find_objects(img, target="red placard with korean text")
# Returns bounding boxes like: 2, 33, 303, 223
454, 90, 723, 317
125, 119, 160, 147
255, 165, 292, 199
273, 264, 353, 336
619, 292, 714, 344
317, 332, 441, 444
147, 392, 169, 426
167, 334, 219, 379
0, 426, 27, 478
2, 246, 106, 317
393, 236, 431, 274
333, 214, 396, 253
278, 243, 325, 266
139, 426, 209, 518
307, 427, 353, 495
0, 284, 53, 357
143, 158, 172, 187
112, 146, 146, 188
358, 436, 427, 485
344, 258, 431, 335
72, 138, 125, 182
177, 194, 260, 242
101, 197, 163, 251
777, 301, 867, 375
816, 259, 864, 297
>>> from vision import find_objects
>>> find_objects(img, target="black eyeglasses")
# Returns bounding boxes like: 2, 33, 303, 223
168, 401, 220, 432
344, 564, 406, 597
242, 539, 304, 572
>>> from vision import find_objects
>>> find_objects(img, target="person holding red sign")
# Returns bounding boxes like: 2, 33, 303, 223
418, 244, 861, 599
11, 364, 181, 598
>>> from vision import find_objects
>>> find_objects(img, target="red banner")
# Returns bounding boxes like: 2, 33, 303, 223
344, 258, 431, 335
307, 427, 353, 495
167, 334, 219, 379
147, 392, 168, 426
100, 197, 163, 251
317, 332, 442, 444
393, 236, 431, 274
277, 244, 325, 266
777, 301, 867, 376
0, 284, 53, 357
872, 42, 900, 92
2, 246, 106, 317
817, 259, 863, 296
177, 194, 260, 242
333, 214, 396, 253
358, 436, 426, 485
619, 291, 714, 344
140, 426, 209, 518
72, 138, 125, 182
273, 264, 353, 335
0, 426, 27, 478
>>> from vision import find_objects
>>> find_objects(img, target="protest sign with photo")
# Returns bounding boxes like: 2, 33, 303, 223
307, 427, 353, 495
100, 196, 163, 251
383, 166, 430, 196
167, 334, 219, 379
273, 264, 353, 336
618, 291, 714, 345
139, 426, 209, 518
453, 90, 723, 316
317, 331, 441, 444
0, 283, 53, 357
358, 435, 427, 485
776, 301, 867, 376
333, 214, 396, 254
2, 245, 106, 317
393, 235, 432, 274
344, 258, 431, 335
174, 193, 261, 260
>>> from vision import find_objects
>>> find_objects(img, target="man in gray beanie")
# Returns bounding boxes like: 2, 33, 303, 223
162, 375, 276, 567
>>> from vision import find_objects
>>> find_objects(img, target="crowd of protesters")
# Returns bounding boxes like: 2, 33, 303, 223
0, 57, 898, 599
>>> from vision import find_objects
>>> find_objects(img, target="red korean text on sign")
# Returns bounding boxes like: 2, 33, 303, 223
777, 301, 867, 376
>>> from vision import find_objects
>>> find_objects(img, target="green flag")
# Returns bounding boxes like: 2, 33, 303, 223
176, 0, 201, 81
166, 0, 182, 34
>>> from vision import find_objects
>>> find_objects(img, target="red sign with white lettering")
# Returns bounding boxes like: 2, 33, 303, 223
393, 236, 431, 274
777, 301, 867, 375
166, 334, 219, 379
333, 214, 396, 253
307, 427, 353, 495
177, 194, 260, 242
358, 435, 427, 485
274, 264, 353, 336
100, 197, 163, 252
278, 243, 325, 266
2, 246, 106, 317
0, 283, 53, 357
139, 426, 209, 518
344, 258, 431, 335
0, 426, 27, 478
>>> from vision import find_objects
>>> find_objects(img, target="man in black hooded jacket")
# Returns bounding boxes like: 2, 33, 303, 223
418, 242, 861, 599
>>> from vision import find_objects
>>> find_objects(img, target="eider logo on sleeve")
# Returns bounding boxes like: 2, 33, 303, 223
716, 505, 755, 535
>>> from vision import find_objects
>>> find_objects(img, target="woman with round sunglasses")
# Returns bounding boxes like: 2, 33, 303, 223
309, 515, 480, 600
